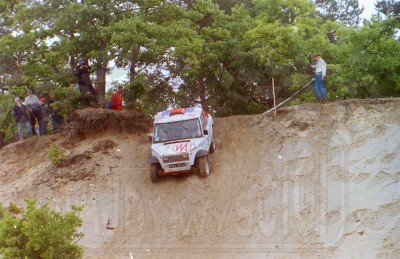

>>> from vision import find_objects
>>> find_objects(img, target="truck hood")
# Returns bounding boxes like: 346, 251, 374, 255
152, 139, 204, 156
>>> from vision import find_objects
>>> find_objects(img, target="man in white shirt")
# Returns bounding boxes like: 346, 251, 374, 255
310, 53, 327, 101
24, 89, 41, 108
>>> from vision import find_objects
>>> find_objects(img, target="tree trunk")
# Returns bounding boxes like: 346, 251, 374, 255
15, 54, 24, 85
129, 44, 140, 83
0, 131, 4, 149
199, 79, 209, 113
95, 39, 109, 106
96, 54, 108, 106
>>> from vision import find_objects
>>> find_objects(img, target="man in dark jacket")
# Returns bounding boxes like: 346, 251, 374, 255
48, 95, 64, 133
13, 97, 32, 141
74, 60, 98, 105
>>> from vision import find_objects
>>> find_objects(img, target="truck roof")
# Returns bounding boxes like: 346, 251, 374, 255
154, 107, 205, 124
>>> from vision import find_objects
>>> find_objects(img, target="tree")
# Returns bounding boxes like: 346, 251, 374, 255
0, 200, 84, 259
0, 0, 81, 97
212, 0, 258, 16
0, 94, 14, 147
0, 0, 399, 118
335, 18, 400, 98
110, 0, 183, 114
169, 0, 234, 112
244, 1, 322, 94
313, 0, 364, 26
0, 0, 27, 90
376, 0, 400, 17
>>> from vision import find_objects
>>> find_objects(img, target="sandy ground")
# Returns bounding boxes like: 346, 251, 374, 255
0, 98, 399, 258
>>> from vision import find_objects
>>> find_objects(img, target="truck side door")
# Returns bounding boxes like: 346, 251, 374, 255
200, 112, 212, 148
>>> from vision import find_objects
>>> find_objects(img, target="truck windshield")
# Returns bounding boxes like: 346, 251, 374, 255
154, 119, 202, 143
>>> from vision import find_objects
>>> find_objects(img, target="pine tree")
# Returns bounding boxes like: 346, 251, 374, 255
376, 0, 400, 18
313, 0, 364, 26
0, 200, 84, 259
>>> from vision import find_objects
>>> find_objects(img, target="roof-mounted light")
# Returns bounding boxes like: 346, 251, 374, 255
170, 108, 186, 116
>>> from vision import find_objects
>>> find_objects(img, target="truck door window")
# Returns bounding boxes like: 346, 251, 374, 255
200, 114, 207, 130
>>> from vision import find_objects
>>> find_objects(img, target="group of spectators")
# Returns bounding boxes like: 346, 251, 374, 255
12, 59, 125, 142
13, 90, 64, 141
12, 84, 124, 141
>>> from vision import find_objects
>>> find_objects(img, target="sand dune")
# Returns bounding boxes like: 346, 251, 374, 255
0, 98, 399, 258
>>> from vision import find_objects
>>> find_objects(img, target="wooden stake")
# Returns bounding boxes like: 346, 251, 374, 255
272, 78, 276, 116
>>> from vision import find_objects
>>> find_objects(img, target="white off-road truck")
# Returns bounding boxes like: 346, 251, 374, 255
148, 107, 215, 183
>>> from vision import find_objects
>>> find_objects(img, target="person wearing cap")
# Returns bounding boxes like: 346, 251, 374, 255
310, 53, 327, 101
24, 90, 42, 136
12, 97, 32, 141
110, 86, 124, 110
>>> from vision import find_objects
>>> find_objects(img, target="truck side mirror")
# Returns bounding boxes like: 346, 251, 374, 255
203, 129, 208, 135
148, 134, 153, 142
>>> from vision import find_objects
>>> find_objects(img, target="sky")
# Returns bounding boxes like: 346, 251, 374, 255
359, 0, 377, 19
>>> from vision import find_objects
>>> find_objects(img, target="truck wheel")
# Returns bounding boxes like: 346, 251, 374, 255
198, 156, 210, 178
209, 136, 216, 153
150, 163, 161, 183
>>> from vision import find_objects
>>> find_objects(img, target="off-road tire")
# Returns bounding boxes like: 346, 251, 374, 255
209, 135, 216, 153
150, 163, 161, 183
198, 156, 210, 178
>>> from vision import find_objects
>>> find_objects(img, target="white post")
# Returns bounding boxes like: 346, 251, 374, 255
272, 78, 276, 116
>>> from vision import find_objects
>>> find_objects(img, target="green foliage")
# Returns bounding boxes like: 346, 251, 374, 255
7, 202, 23, 214
9, 86, 29, 100
128, 75, 173, 118
0, 0, 399, 117
51, 87, 81, 117
313, 0, 364, 26
4, 123, 17, 141
0, 94, 14, 138
0, 200, 84, 259
376, 0, 400, 18
0, 202, 4, 220
337, 18, 400, 98
48, 143, 65, 166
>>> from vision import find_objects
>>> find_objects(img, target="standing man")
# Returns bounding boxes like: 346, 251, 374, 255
13, 97, 32, 141
24, 89, 42, 136
74, 59, 98, 106
310, 53, 327, 101
110, 86, 124, 110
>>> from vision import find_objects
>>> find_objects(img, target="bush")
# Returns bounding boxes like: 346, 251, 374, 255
48, 143, 65, 166
0, 200, 84, 259
0, 202, 4, 220
0, 93, 16, 141
7, 202, 23, 214
51, 87, 81, 118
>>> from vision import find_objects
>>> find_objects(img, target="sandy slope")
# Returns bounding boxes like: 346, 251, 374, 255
0, 99, 399, 258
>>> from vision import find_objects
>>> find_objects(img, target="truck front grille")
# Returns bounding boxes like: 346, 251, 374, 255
163, 154, 190, 163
